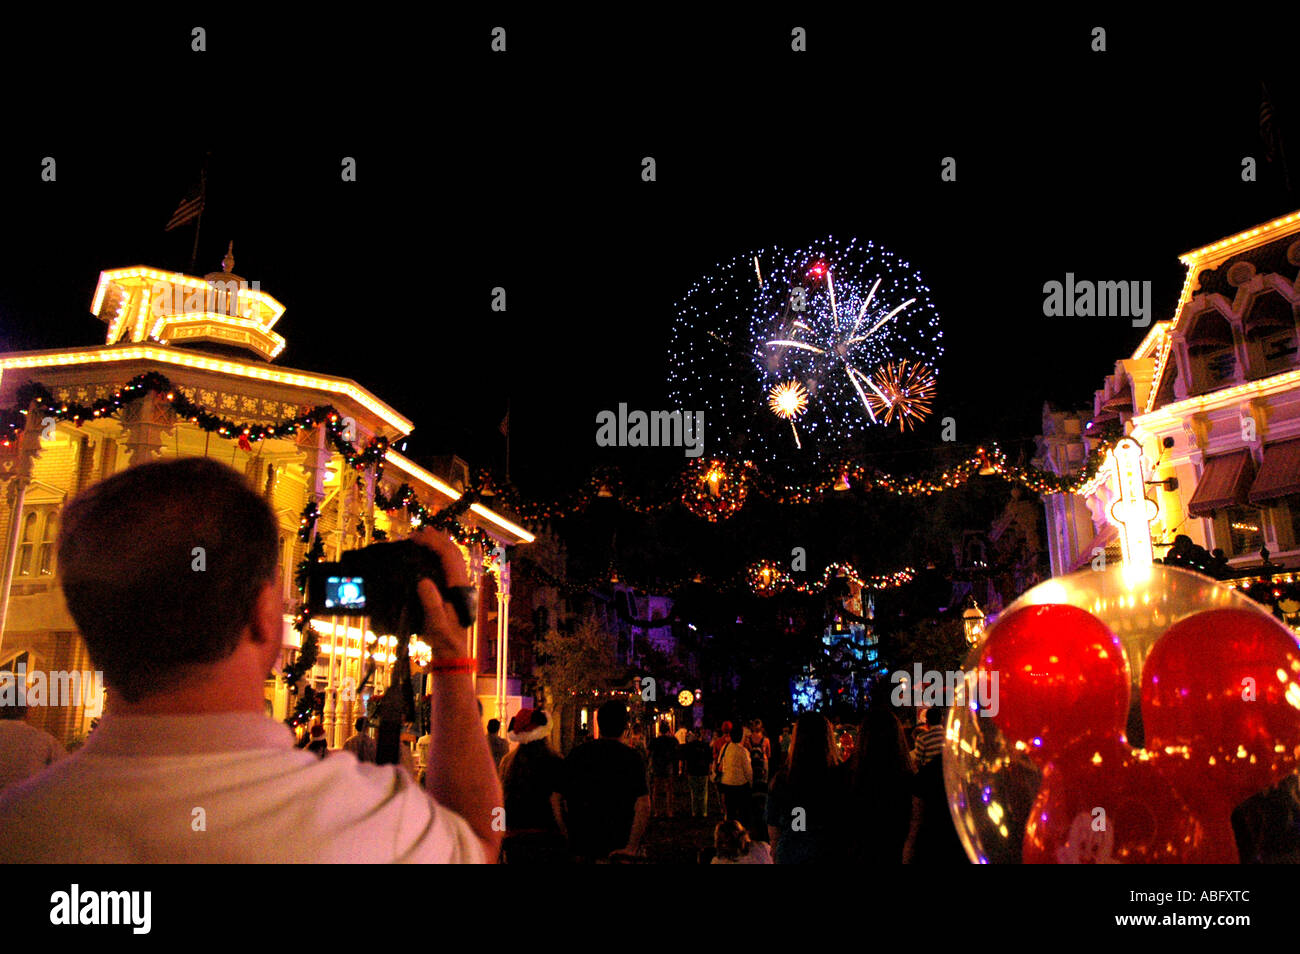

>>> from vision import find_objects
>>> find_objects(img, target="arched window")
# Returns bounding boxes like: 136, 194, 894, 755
17, 512, 37, 576
1242, 291, 1298, 379
1186, 312, 1238, 393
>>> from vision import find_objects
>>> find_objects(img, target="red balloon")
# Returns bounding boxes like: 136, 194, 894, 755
1023, 736, 1205, 863
1142, 608, 1300, 807
979, 604, 1130, 764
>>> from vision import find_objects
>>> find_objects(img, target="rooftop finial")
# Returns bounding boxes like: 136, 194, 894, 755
222, 241, 235, 274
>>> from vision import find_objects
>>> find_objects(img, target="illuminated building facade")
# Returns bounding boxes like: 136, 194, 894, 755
1038, 210, 1300, 588
0, 249, 533, 746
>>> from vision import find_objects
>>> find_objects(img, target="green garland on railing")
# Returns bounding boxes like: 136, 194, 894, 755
2, 371, 391, 470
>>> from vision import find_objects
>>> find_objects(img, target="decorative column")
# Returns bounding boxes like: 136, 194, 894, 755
467, 547, 484, 694
495, 552, 510, 724
349, 464, 377, 733
326, 463, 351, 748
120, 395, 172, 466
0, 403, 44, 655
296, 426, 330, 720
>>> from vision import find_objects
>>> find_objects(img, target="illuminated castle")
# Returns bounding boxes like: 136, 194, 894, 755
0, 247, 533, 747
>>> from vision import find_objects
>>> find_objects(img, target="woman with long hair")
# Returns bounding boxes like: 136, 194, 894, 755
845, 706, 916, 863
764, 712, 843, 863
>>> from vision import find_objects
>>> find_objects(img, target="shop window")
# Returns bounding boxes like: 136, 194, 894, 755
1278, 494, 1300, 552
1223, 504, 1264, 558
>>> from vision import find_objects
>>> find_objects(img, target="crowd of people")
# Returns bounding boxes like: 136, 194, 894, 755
477, 701, 968, 864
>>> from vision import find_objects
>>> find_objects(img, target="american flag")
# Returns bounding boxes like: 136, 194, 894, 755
165, 182, 205, 231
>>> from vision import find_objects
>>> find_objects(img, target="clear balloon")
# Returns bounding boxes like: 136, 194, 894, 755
943, 563, 1300, 864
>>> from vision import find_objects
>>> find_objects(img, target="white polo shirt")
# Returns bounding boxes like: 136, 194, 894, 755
0, 721, 66, 794
0, 712, 484, 863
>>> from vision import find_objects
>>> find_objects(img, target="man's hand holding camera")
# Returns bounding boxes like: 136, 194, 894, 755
410, 529, 474, 663
409, 529, 503, 863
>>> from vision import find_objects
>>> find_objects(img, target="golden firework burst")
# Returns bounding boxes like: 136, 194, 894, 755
866, 360, 936, 431
768, 380, 809, 420
768, 380, 810, 449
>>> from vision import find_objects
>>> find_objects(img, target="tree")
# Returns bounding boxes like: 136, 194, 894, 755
882, 614, 969, 677
533, 612, 626, 709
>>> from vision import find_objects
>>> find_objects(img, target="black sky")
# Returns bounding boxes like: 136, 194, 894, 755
1, 12, 1297, 502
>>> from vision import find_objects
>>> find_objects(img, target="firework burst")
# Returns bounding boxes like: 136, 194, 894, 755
667, 236, 943, 463
865, 360, 936, 431
768, 380, 809, 448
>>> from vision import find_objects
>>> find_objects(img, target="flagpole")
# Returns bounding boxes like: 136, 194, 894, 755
189, 155, 209, 272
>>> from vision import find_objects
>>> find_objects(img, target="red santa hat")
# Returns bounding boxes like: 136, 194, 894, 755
507, 708, 551, 744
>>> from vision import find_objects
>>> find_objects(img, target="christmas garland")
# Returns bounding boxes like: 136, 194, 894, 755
512, 551, 914, 600
2, 371, 391, 469
462, 437, 1123, 526
0, 370, 504, 551
745, 560, 915, 597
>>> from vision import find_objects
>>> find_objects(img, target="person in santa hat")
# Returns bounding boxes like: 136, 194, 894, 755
499, 708, 569, 864
306, 724, 329, 759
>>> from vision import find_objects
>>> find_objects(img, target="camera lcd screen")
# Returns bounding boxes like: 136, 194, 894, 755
322, 575, 366, 612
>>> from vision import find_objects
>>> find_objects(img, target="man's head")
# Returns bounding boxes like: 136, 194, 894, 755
354, 717, 366, 733
595, 700, 627, 740
658, 721, 671, 736
926, 706, 946, 727
730, 723, 743, 743
487, 718, 500, 735
57, 457, 282, 704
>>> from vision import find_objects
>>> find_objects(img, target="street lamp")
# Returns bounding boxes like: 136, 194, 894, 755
962, 599, 986, 647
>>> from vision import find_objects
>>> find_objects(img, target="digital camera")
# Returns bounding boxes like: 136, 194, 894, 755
306, 540, 448, 636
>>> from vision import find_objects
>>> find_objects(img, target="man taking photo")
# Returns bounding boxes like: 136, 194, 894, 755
0, 457, 501, 863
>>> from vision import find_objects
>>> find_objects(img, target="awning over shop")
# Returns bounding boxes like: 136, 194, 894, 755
1249, 438, 1300, 505
1187, 451, 1255, 517
1100, 384, 1132, 413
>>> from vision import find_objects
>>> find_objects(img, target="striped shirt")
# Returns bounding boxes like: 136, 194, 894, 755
912, 725, 944, 767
